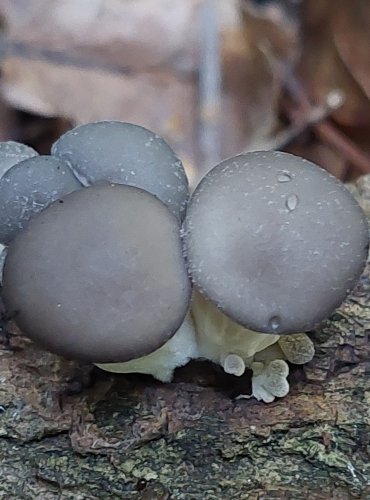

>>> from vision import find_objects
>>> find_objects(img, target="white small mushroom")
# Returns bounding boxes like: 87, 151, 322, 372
222, 354, 246, 377
253, 333, 315, 366
278, 334, 315, 365
250, 360, 290, 403
233, 334, 314, 402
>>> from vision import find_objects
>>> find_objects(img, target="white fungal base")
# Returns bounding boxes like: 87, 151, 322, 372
98, 291, 315, 403
191, 290, 280, 369
96, 314, 198, 382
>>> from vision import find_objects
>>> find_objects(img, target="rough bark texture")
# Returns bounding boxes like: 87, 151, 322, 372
1, 179, 370, 499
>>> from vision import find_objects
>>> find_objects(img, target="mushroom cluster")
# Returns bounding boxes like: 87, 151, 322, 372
0, 122, 368, 403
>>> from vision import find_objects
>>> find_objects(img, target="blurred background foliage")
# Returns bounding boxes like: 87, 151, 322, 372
0, 0, 369, 186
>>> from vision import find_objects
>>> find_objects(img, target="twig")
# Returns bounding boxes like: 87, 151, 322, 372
198, 0, 222, 178
281, 63, 370, 175
314, 121, 370, 176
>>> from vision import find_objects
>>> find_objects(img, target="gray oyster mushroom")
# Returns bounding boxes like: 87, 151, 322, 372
98, 289, 290, 403
2, 184, 191, 363
0, 142, 39, 253
184, 151, 369, 334
98, 290, 308, 404
0, 141, 38, 179
0, 155, 82, 244
51, 121, 189, 221
1, 141, 360, 404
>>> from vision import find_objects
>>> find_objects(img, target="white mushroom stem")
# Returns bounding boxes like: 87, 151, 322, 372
96, 314, 198, 382
191, 290, 279, 372
94, 291, 315, 404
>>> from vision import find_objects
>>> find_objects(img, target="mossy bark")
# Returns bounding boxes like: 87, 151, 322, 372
1, 179, 370, 500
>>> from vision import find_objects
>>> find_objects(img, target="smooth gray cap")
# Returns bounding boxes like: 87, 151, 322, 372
0, 155, 82, 244
2, 183, 191, 362
0, 141, 38, 179
51, 121, 189, 221
184, 151, 369, 334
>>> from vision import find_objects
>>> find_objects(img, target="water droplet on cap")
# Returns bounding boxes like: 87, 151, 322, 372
268, 315, 281, 331
286, 194, 299, 211
277, 172, 292, 183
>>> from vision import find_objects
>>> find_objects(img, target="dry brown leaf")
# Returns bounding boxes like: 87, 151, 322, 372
230, 0, 298, 152
0, 0, 200, 71
333, 1, 370, 101
221, 28, 278, 156
0, 0, 200, 163
1, 57, 197, 161
0, 0, 295, 168
298, 0, 370, 128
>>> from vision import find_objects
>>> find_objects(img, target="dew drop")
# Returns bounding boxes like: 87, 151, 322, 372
277, 171, 292, 183
268, 315, 281, 331
286, 194, 299, 211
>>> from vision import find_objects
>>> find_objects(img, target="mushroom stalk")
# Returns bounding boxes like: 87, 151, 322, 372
96, 314, 198, 382
191, 290, 279, 369
97, 290, 315, 403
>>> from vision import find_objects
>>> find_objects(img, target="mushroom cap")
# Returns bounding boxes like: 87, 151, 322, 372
2, 183, 191, 362
0, 155, 82, 244
0, 141, 38, 178
51, 121, 189, 221
184, 151, 369, 334
277, 334, 315, 364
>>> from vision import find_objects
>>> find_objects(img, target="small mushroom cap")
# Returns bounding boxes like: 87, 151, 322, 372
278, 333, 315, 364
251, 360, 290, 402
0, 141, 38, 178
51, 121, 189, 220
0, 155, 82, 244
184, 151, 369, 334
2, 184, 191, 363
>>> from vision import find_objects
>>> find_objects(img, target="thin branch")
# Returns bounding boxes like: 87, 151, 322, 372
197, 0, 222, 178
